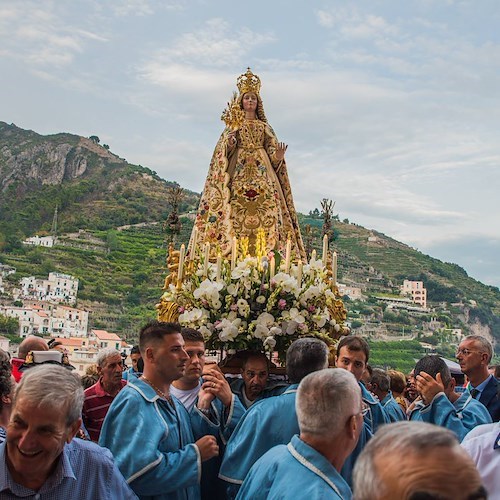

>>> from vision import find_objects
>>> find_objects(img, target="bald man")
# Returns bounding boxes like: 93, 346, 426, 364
11, 335, 48, 381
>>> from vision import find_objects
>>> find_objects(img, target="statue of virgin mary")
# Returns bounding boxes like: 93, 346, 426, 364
191, 68, 306, 261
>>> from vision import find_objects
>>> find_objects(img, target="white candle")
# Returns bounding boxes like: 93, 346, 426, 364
216, 253, 222, 281
285, 238, 291, 273
203, 243, 210, 277
231, 236, 237, 270
310, 249, 316, 264
190, 228, 198, 261
297, 260, 303, 285
332, 251, 338, 285
270, 256, 275, 278
177, 244, 185, 282
322, 234, 328, 266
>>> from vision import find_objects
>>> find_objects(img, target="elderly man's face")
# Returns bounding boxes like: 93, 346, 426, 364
7, 397, 80, 489
374, 445, 485, 499
99, 353, 123, 389
242, 357, 268, 400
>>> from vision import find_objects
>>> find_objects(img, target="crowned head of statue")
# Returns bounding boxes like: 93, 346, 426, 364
236, 68, 267, 122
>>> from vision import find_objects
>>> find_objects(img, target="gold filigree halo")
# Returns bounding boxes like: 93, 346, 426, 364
237, 67, 261, 95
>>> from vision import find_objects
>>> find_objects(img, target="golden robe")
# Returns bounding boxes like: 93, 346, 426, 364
193, 118, 306, 260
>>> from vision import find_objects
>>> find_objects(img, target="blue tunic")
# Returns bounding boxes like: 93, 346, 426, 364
236, 435, 352, 500
191, 394, 245, 500
381, 391, 407, 422
409, 389, 492, 442
360, 383, 390, 433
99, 377, 202, 500
219, 385, 300, 498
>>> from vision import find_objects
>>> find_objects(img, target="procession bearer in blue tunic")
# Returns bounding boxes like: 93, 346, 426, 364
237, 368, 363, 500
409, 354, 492, 441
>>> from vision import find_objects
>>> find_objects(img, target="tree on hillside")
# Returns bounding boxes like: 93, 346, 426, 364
0, 314, 19, 335
89, 135, 100, 144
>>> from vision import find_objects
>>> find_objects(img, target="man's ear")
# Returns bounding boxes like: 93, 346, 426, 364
67, 418, 82, 443
347, 414, 359, 440
1, 394, 11, 406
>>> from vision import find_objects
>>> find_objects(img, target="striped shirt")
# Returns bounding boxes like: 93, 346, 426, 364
82, 378, 126, 442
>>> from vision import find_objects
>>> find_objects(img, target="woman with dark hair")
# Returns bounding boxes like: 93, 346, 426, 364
191, 68, 305, 260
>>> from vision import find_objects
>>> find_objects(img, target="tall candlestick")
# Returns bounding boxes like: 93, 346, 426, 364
270, 256, 275, 278
216, 253, 222, 281
322, 234, 328, 266
297, 260, 303, 285
231, 236, 237, 270
203, 243, 210, 277
177, 244, 185, 282
190, 228, 198, 261
285, 238, 292, 273
332, 251, 338, 285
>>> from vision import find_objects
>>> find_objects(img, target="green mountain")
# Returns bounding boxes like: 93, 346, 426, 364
1, 122, 498, 365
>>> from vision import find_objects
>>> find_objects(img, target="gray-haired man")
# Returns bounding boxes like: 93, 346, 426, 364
0, 364, 136, 499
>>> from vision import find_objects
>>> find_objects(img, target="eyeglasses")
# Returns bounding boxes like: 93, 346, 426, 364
455, 348, 484, 357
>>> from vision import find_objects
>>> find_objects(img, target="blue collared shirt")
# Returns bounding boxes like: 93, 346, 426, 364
470, 374, 493, 398
0, 438, 137, 499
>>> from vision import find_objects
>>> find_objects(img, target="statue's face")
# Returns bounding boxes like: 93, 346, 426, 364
242, 92, 258, 112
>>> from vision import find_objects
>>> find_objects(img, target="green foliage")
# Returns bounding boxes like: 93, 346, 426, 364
0, 314, 19, 335
368, 340, 425, 373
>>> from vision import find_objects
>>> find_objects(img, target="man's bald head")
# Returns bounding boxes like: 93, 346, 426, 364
18, 336, 49, 360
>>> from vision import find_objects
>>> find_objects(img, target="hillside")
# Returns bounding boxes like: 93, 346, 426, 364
1, 122, 499, 364
0, 121, 199, 242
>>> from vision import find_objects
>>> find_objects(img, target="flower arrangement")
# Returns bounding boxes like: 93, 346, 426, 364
158, 248, 348, 356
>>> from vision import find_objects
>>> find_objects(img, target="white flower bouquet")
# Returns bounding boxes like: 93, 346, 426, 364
159, 251, 348, 355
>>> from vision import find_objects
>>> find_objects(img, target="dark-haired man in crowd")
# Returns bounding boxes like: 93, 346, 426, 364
10, 336, 48, 382
368, 368, 406, 422
410, 354, 491, 441
229, 351, 287, 409
100, 321, 219, 500
122, 345, 142, 381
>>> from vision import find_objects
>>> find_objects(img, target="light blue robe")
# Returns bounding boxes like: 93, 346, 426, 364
99, 377, 202, 500
360, 382, 390, 433
191, 394, 245, 500
219, 384, 300, 499
409, 389, 492, 442
236, 435, 352, 500
381, 391, 407, 422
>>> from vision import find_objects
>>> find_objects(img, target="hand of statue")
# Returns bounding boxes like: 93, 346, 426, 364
227, 131, 237, 148
276, 142, 287, 161
202, 368, 233, 407
416, 371, 445, 405
195, 435, 219, 462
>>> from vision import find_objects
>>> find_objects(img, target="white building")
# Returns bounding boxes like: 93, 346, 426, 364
0, 302, 88, 338
22, 235, 57, 248
20, 272, 79, 305
401, 280, 427, 308
337, 283, 364, 300
0, 336, 10, 352
89, 329, 123, 351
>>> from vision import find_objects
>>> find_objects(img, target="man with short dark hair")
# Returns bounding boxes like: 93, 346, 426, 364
410, 355, 491, 441
368, 368, 406, 422
456, 335, 500, 421
0, 364, 136, 499
171, 328, 245, 499
237, 369, 363, 499
353, 421, 486, 500
99, 321, 219, 500
82, 347, 126, 442
122, 345, 142, 381
220, 338, 329, 498
229, 351, 287, 409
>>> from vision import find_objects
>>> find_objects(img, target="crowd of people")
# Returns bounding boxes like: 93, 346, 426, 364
0, 324, 498, 499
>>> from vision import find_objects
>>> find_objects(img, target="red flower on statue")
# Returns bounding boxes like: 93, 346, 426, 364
244, 188, 259, 200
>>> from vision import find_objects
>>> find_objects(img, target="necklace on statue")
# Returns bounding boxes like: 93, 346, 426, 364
141, 376, 174, 406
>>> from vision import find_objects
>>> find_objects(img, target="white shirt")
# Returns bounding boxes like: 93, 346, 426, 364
461, 422, 500, 498
170, 380, 202, 412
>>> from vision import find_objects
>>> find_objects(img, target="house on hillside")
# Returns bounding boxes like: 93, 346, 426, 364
401, 280, 427, 308
20, 272, 79, 305
22, 235, 57, 248
89, 329, 122, 350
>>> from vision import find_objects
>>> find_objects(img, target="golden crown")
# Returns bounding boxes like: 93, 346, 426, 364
237, 68, 261, 95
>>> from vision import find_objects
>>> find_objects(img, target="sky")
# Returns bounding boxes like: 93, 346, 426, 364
1, 0, 499, 288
